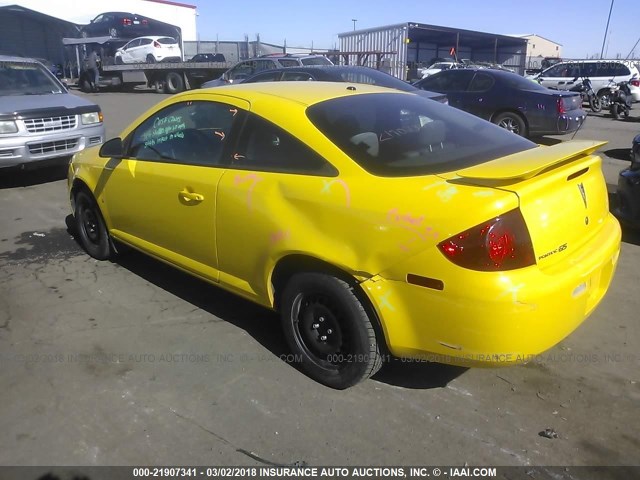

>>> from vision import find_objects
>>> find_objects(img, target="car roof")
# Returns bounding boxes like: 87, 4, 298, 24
197, 81, 409, 107
0, 55, 42, 64
127, 36, 175, 41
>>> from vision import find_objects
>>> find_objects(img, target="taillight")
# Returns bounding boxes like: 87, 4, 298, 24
153, 41, 161, 48
557, 97, 566, 114
438, 209, 535, 271
122, 18, 132, 26
631, 79, 640, 87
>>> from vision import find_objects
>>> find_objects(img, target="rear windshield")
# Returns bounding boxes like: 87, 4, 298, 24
301, 57, 332, 66
157, 37, 177, 44
0, 61, 64, 96
306, 93, 536, 177
502, 72, 548, 91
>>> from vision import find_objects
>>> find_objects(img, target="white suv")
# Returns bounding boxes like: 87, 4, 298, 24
201, 54, 333, 87
537, 59, 640, 101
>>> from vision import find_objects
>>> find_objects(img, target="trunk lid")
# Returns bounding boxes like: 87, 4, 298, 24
442, 140, 610, 269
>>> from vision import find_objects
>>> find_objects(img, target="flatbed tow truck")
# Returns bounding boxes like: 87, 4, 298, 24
62, 36, 233, 93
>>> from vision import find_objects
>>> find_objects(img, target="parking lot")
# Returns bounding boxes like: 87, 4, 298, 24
0, 90, 638, 468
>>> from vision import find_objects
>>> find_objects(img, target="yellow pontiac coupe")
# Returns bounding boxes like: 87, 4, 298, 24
68, 82, 621, 389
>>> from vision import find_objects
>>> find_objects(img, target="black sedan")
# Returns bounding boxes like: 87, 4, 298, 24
615, 134, 640, 229
413, 68, 585, 137
80, 12, 180, 40
203, 65, 448, 103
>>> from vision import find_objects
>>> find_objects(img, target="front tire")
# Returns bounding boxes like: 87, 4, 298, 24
598, 91, 612, 109
280, 273, 382, 389
74, 190, 112, 260
146, 54, 156, 64
492, 112, 527, 137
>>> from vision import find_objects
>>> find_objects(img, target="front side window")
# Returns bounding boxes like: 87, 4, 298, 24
128, 101, 241, 166
306, 93, 535, 177
231, 113, 336, 176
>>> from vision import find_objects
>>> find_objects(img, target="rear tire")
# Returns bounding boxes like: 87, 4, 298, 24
146, 54, 156, 64
164, 71, 184, 94
280, 273, 382, 389
492, 112, 527, 137
74, 190, 113, 261
589, 94, 602, 112
115, 56, 124, 65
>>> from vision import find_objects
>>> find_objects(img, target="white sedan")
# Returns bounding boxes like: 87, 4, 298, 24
115, 36, 182, 64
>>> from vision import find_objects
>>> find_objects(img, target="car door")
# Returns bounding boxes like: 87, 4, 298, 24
538, 63, 579, 90
120, 39, 139, 63
102, 97, 249, 281
136, 38, 154, 62
456, 71, 496, 120
215, 112, 338, 301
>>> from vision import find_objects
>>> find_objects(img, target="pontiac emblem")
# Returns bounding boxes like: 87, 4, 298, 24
577, 183, 587, 209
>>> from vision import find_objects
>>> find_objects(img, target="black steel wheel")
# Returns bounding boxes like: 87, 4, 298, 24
492, 112, 527, 137
74, 190, 112, 260
281, 273, 382, 389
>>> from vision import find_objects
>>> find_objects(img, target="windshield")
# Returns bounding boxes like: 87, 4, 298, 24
301, 57, 332, 66
0, 61, 65, 96
306, 93, 536, 177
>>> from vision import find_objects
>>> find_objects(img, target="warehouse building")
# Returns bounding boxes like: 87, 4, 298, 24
510, 33, 563, 71
338, 22, 528, 80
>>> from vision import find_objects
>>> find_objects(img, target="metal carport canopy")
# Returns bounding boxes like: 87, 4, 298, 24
406, 22, 526, 53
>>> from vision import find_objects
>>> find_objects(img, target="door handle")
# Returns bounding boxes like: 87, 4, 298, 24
179, 189, 204, 203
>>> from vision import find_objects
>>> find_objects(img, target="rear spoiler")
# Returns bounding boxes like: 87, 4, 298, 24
456, 140, 607, 181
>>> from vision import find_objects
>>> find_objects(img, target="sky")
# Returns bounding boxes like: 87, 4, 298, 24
191, 0, 640, 59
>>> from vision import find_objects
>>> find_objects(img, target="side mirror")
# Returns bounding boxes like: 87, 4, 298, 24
99, 137, 124, 158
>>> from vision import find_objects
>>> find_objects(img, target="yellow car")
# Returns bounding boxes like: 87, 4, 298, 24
68, 82, 621, 389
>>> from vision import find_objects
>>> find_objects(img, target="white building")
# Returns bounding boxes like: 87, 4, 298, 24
0, 0, 197, 40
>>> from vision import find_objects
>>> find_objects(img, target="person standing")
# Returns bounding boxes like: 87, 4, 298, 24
87, 49, 100, 92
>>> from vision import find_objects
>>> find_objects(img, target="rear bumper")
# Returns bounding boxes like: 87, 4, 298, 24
0, 125, 105, 168
361, 215, 621, 366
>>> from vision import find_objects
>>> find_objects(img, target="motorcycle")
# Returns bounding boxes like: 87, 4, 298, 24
569, 77, 601, 112
610, 80, 633, 119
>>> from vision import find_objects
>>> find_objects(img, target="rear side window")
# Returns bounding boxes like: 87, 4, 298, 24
468, 73, 494, 91
306, 93, 536, 177
282, 72, 314, 81
278, 59, 299, 67
301, 57, 332, 66
416, 70, 474, 92
231, 113, 337, 176
140, 38, 153, 45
